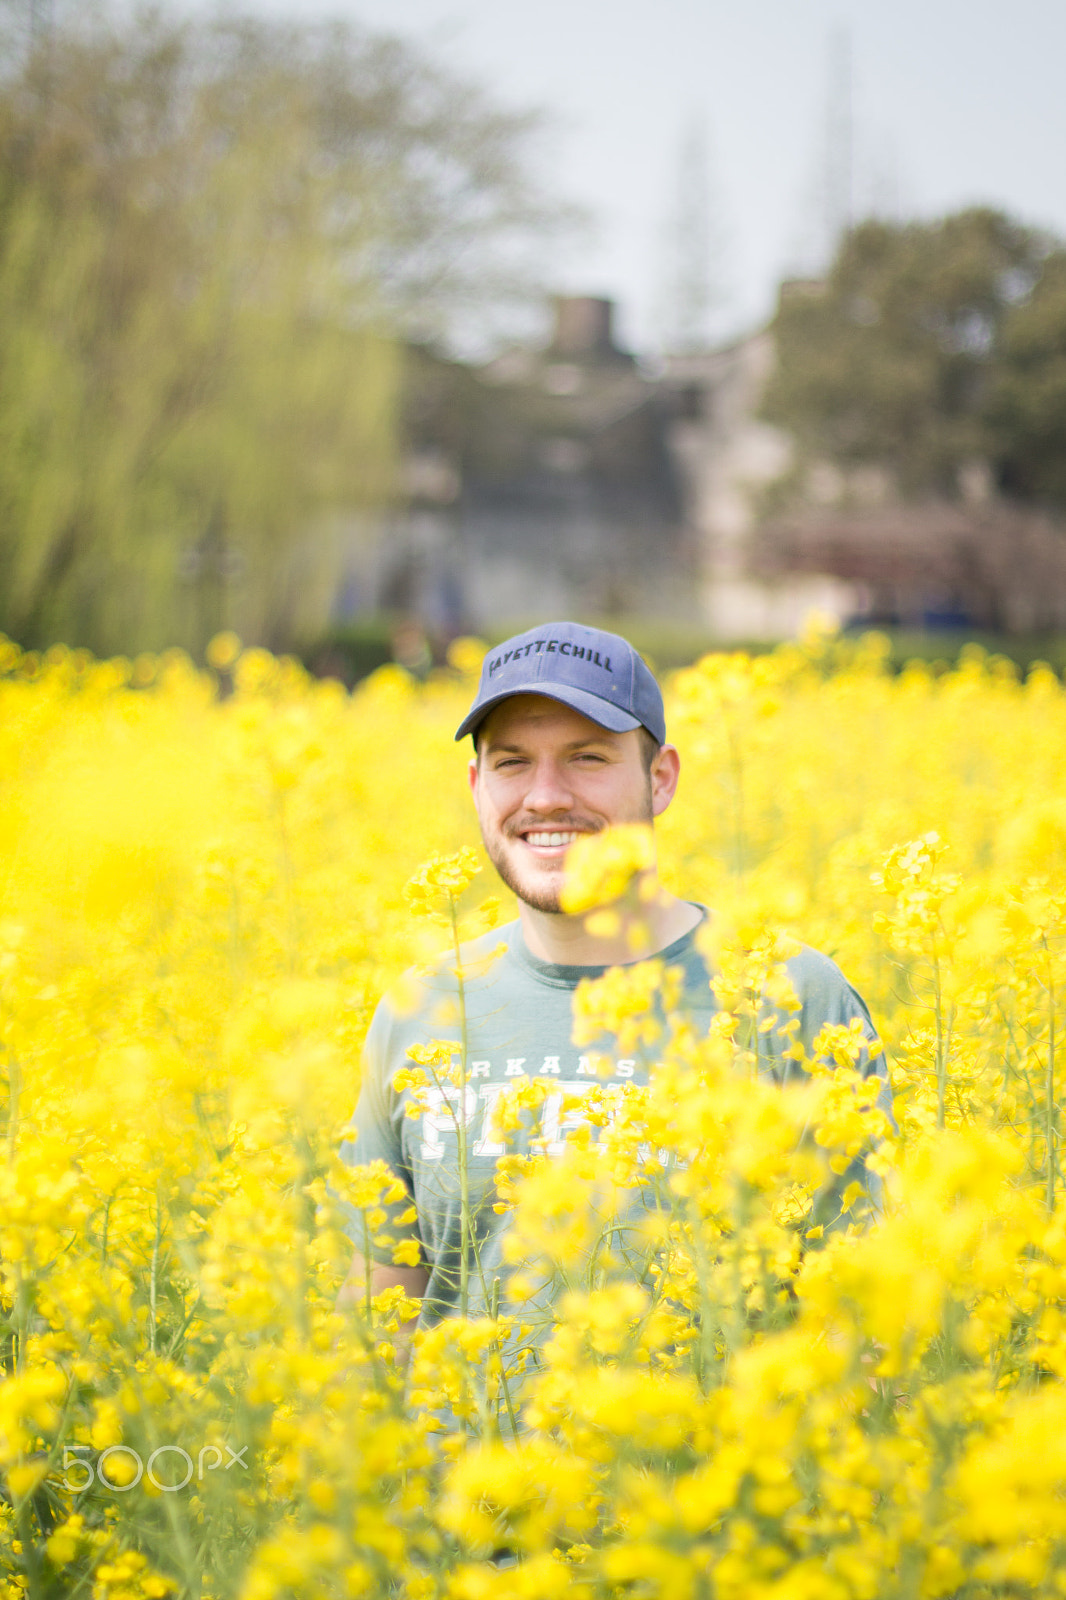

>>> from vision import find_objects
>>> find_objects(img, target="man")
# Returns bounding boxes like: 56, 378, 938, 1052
337, 621, 892, 1341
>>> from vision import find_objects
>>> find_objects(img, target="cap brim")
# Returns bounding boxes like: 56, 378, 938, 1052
455, 682, 642, 742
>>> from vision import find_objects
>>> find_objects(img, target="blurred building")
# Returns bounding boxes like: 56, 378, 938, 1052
659, 288, 1066, 639
334, 291, 1066, 643
662, 331, 835, 639
342, 296, 695, 636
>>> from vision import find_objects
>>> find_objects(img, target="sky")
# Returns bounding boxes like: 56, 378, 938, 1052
181, 0, 1066, 355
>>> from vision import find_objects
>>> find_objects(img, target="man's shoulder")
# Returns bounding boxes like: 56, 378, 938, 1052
784, 941, 848, 986
783, 941, 873, 1020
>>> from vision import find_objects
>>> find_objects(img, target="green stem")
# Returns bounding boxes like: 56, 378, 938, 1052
14, 1497, 44, 1599
13, 1267, 30, 1374
64, 1248, 204, 1598
12, 1380, 81, 1599
99, 1196, 111, 1266
683, 1190, 721, 1392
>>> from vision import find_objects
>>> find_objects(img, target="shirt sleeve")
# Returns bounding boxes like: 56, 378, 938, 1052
767, 947, 895, 1120
696, 924, 893, 1134
333, 997, 424, 1265
779, 947, 897, 1228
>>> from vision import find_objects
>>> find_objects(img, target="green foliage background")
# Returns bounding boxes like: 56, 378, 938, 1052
0, 8, 563, 658
761, 208, 1066, 509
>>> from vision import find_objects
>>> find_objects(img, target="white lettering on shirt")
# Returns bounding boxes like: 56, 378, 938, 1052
410, 1063, 646, 1160
472, 1083, 509, 1157
540, 1081, 594, 1156
418, 1085, 477, 1160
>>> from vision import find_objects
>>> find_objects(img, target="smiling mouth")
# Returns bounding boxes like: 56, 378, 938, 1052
521, 830, 583, 849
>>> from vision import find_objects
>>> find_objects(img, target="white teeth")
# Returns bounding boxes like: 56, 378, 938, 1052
525, 831, 579, 848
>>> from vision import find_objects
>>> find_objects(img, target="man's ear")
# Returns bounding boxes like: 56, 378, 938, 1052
650, 744, 681, 818
467, 752, 479, 797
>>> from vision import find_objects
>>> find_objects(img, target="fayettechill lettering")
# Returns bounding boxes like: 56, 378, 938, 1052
486, 640, 612, 677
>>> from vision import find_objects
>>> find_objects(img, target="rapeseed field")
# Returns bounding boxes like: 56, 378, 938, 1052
2, 624, 1066, 1600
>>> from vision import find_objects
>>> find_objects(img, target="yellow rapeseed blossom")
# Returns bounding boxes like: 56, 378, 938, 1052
6, 628, 1066, 1596
560, 823, 655, 914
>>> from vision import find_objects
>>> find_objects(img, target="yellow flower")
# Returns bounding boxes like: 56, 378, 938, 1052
9, 625, 1066, 1598
560, 824, 655, 913
206, 632, 242, 672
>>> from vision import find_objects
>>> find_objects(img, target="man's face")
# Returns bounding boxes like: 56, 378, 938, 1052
468, 694, 678, 914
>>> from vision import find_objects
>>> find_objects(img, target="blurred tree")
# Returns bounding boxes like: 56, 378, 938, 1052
761, 208, 1066, 506
0, 7, 565, 654
986, 250, 1066, 506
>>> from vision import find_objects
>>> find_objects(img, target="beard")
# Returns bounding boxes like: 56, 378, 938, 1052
481, 817, 597, 914
480, 785, 654, 916
482, 834, 575, 914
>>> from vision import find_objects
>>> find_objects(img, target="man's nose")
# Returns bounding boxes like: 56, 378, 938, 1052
523, 758, 575, 813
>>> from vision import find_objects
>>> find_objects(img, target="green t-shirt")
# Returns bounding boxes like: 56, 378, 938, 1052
337, 908, 893, 1327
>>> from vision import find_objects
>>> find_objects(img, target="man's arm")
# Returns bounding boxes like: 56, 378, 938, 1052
337, 1248, 429, 1365
337, 1248, 430, 1308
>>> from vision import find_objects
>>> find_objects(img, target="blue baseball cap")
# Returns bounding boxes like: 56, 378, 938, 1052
455, 622, 666, 746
